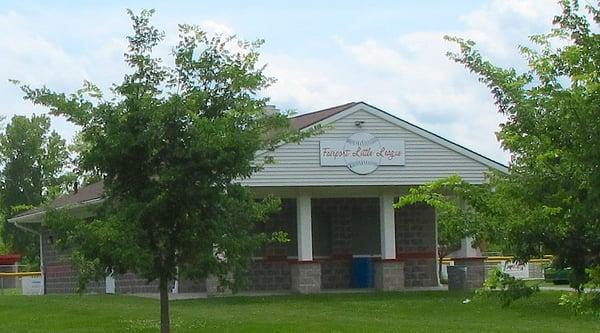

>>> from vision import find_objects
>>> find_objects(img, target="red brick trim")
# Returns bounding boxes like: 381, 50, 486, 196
396, 251, 437, 260
290, 260, 320, 264
251, 256, 293, 262
330, 254, 353, 260
374, 258, 403, 263
264, 255, 288, 261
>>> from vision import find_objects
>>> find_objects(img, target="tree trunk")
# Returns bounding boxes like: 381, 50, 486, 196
159, 274, 170, 333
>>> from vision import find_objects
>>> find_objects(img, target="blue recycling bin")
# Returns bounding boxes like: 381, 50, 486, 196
351, 257, 374, 288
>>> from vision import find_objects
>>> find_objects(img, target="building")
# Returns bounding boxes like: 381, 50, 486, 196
9, 102, 507, 294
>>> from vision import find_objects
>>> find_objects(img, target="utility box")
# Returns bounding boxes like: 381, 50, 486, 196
22, 276, 44, 295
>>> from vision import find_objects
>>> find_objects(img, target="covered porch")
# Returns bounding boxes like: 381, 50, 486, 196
248, 186, 439, 293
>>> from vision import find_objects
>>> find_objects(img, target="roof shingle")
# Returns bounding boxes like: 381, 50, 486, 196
290, 102, 357, 130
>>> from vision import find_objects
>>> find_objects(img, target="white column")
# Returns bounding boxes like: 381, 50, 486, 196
297, 195, 313, 261
379, 193, 396, 260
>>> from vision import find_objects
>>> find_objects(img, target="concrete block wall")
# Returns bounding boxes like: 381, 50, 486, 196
43, 233, 105, 294
178, 278, 207, 293
115, 272, 159, 293
245, 260, 291, 291
262, 199, 297, 258
312, 198, 379, 290
321, 257, 352, 289
395, 203, 438, 287
43, 232, 163, 294
449, 258, 487, 290
41, 199, 437, 293
313, 199, 353, 255
402, 258, 438, 287
375, 261, 404, 291
291, 262, 321, 293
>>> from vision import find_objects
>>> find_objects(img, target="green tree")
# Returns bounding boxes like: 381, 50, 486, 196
18, 10, 302, 333
446, 0, 600, 289
0, 114, 70, 263
396, 175, 492, 277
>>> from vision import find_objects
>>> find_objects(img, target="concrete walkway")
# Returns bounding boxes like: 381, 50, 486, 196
539, 285, 600, 292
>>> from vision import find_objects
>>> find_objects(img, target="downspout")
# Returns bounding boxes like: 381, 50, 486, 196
434, 208, 441, 287
11, 221, 44, 294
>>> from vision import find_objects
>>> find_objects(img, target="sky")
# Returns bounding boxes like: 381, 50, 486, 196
0, 0, 562, 164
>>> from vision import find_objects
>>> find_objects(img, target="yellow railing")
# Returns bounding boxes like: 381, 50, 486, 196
442, 255, 552, 265
0, 272, 42, 277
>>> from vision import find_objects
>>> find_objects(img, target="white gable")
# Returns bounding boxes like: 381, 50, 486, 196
242, 103, 506, 187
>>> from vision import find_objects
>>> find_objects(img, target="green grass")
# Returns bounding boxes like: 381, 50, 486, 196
0, 288, 21, 295
0, 291, 597, 332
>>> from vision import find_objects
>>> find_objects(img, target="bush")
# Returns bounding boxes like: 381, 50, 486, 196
476, 267, 539, 307
559, 265, 600, 316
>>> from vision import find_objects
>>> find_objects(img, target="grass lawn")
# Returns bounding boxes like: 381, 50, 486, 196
0, 291, 597, 333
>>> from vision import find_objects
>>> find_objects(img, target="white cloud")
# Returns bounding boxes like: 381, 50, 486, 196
200, 20, 235, 36
0, 0, 564, 164
0, 7, 238, 140
264, 0, 561, 163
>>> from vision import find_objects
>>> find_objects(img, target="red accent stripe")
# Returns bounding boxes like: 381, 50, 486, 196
396, 251, 436, 260
331, 254, 353, 260
291, 260, 320, 264
373, 258, 403, 262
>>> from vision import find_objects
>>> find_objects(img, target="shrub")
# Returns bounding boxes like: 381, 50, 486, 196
559, 265, 600, 316
476, 267, 539, 307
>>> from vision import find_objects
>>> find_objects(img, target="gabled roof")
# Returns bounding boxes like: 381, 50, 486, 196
290, 102, 357, 130
9, 181, 105, 223
300, 101, 508, 173
9, 101, 508, 223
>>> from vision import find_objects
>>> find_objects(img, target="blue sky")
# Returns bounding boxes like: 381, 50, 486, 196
0, 1, 561, 163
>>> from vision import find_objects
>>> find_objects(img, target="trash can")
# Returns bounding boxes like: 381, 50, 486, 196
351, 256, 374, 288
447, 265, 467, 291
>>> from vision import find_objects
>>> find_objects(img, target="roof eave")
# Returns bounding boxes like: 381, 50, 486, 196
7, 198, 105, 224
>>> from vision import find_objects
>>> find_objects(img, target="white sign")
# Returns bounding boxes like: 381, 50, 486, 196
501, 261, 530, 279
320, 132, 405, 174
21, 276, 43, 295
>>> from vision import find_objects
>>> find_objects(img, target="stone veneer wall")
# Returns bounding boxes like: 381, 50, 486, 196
394, 203, 438, 287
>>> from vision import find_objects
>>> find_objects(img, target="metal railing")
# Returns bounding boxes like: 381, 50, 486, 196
0, 264, 42, 295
